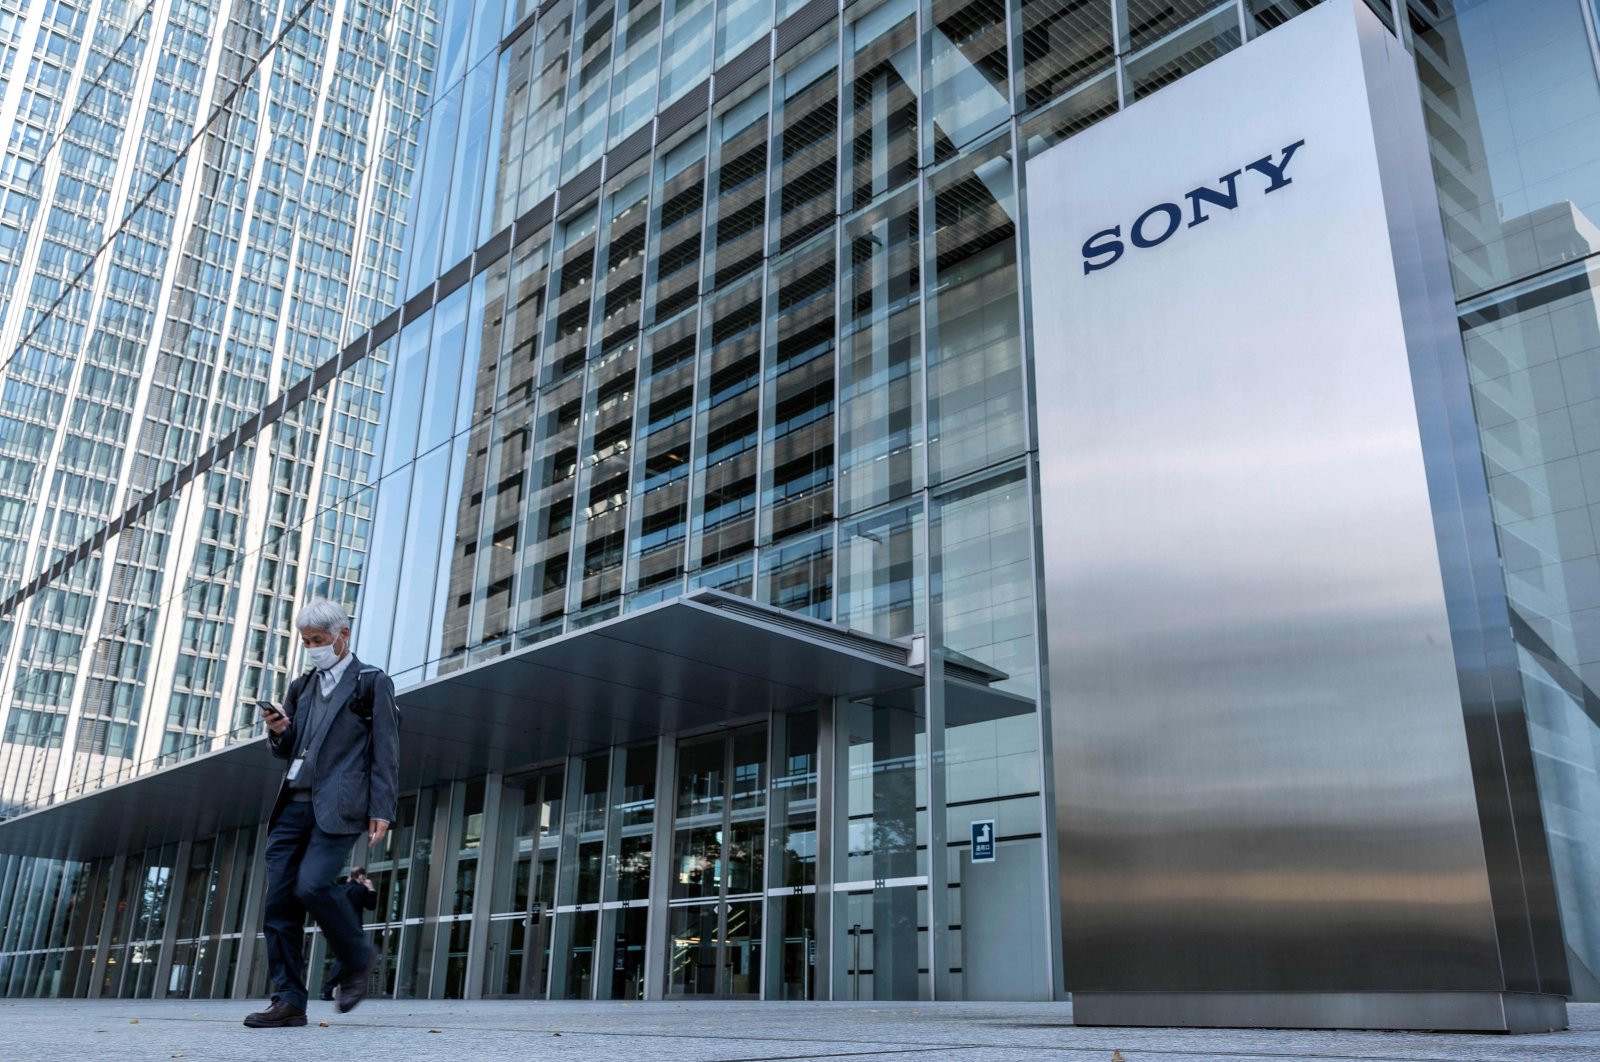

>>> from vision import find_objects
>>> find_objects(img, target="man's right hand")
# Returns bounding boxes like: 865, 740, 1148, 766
261, 703, 288, 736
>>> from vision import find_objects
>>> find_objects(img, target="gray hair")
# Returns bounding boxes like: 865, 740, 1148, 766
294, 597, 350, 634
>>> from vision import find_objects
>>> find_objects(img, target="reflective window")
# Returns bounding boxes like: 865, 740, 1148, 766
762, 237, 836, 550
673, 736, 726, 901
769, 711, 818, 998
553, 754, 608, 999
517, 373, 584, 629
646, 126, 708, 325
436, 0, 475, 86
1412, 0, 1600, 992
390, 443, 455, 679
443, 59, 496, 268
1018, 69, 1118, 159
1017, 0, 1114, 112
835, 697, 925, 1000
846, 0, 919, 213
840, 185, 922, 515
627, 314, 698, 597
659, 0, 716, 107
515, 211, 596, 630
1417, 0, 1600, 299
419, 286, 470, 458
692, 276, 763, 570
706, 83, 770, 291
570, 335, 638, 613
925, 136, 1024, 484
1123, 3, 1241, 101
486, 29, 535, 237
562, 0, 617, 180
405, 82, 463, 297
761, 528, 834, 619
380, 313, 434, 479
1249, 0, 1335, 33
932, 464, 1036, 694
770, 32, 839, 255
471, 0, 508, 61
468, 398, 532, 649
523, 6, 574, 212
1118, 0, 1233, 53
611, 744, 656, 903
925, 0, 1011, 162
718, 0, 773, 66
454, 258, 523, 653
838, 499, 924, 639
667, 727, 766, 996
356, 465, 414, 671
609, 0, 663, 143
497, 233, 553, 410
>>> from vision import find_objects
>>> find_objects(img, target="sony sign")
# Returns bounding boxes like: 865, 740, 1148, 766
1028, 0, 1566, 1034
1080, 140, 1305, 273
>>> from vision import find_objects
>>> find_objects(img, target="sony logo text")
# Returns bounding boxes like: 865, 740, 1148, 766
1080, 139, 1306, 274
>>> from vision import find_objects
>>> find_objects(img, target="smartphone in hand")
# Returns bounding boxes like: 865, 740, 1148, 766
257, 700, 284, 721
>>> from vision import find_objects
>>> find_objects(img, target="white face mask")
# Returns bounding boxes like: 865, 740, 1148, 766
305, 634, 345, 671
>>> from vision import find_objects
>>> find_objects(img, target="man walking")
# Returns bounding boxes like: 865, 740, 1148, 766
319, 867, 379, 1001
245, 598, 400, 1028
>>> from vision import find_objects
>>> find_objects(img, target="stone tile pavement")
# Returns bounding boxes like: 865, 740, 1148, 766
4, 998, 1597, 1062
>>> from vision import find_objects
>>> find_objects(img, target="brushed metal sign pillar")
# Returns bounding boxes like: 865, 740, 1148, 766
1026, 0, 1568, 1033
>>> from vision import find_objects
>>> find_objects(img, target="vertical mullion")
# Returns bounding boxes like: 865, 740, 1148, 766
463, 771, 505, 999
719, 728, 735, 994
1578, 0, 1600, 87
1111, 0, 1127, 106
924, 651, 950, 999
417, 782, 455, 998
643, 734, 676, 998
813, 696, 833, 998
753, 67, 777, 588
759, 709, 780, 998
593, 746, 630, 996
1024, 460, 1064, 998
548, 753, 586, 998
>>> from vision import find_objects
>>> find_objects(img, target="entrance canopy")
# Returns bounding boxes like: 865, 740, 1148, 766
0, 590, 967, 861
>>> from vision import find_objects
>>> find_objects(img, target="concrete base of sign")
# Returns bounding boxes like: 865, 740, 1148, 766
1071, 991, 1570, 1033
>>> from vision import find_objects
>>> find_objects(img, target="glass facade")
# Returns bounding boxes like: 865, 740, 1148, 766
0, 0, 1597, 1005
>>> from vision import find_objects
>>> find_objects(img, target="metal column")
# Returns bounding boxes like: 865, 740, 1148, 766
925, 649, 953, 1000
463, 771, 504, 1000
642, 736, 676, 1001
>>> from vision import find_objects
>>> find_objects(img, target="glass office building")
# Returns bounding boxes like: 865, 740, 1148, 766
0, 0, 1599, 1007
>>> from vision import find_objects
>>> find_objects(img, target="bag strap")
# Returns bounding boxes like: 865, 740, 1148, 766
350, 667, 395, 724
285, 671, 310, 717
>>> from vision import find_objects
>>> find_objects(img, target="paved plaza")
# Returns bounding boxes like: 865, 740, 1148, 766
4, 999, 1598, 1062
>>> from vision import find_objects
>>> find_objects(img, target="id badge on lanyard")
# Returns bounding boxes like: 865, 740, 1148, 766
287, 756, 306, 782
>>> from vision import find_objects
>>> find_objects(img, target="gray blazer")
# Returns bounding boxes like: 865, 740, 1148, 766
267, 655, 400, 836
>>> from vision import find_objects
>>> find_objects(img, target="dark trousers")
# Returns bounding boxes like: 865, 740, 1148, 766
263, 799, 371, 1009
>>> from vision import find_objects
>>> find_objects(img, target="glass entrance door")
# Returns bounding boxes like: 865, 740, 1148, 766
481, 767, 562, 998
665, 725, 766, 997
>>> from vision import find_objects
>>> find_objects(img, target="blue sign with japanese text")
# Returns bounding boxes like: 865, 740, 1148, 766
971, 819, 996, 863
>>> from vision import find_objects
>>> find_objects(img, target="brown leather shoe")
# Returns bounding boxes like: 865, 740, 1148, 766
243, 998, 307, 1028
335, 954, 376, 1014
